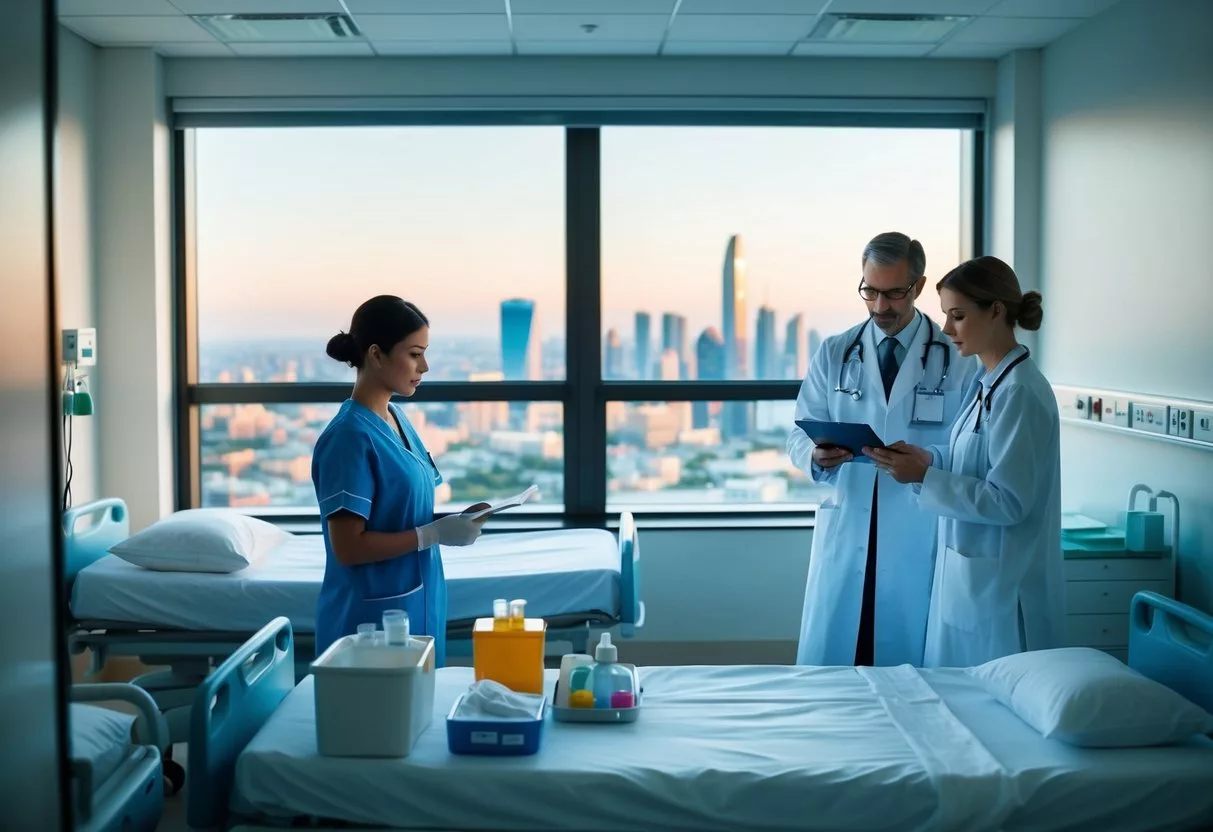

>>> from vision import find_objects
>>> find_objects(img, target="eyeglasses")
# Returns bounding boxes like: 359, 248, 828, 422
858, 277, 919, 302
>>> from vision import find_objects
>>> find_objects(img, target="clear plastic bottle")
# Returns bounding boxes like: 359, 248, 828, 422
588, 633, 634, 709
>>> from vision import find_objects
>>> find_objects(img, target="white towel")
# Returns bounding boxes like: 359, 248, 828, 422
456, 679, 543, 720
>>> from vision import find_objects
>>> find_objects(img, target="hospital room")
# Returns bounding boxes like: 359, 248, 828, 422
3, 0, 1213, 828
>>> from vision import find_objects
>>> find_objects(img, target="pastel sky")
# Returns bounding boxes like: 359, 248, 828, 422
196, 125, 963, 347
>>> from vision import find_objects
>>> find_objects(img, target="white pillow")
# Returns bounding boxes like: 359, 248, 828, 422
108, 508, 290, 573
969, 647, 1213, 748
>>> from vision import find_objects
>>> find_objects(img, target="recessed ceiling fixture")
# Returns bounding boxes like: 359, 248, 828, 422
192, 13, 363, 43
805, 13, 970, 44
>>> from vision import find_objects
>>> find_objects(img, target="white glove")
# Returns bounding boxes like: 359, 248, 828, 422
416, 514, 482, 549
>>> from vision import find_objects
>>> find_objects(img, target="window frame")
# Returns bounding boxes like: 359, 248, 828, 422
173, 117, 985, 525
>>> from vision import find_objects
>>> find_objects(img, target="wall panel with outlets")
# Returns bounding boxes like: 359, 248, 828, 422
1054, 386, 1213, 453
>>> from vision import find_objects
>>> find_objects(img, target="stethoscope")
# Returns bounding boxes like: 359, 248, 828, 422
835, 317, 951, 401
965, 347, 1031, 433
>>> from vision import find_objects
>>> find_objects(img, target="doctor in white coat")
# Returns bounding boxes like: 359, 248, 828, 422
865, 255, 1066, 667
788, 232, 979, 667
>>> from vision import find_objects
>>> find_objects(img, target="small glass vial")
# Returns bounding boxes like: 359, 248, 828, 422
508, 598, 526, 630
382, 609, 411, 646
493, 597, 509, 630
356, 623, 378, 644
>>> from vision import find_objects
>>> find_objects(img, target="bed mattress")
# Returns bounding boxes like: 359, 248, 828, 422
70, 529, 620, 633
69, 703, 136, 788
231, 665, 1213, 832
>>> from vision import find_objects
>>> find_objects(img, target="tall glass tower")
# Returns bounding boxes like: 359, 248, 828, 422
755, 304, 777, 379
722, 234, 748, 381
634, 311, 652, 380
500, 299, 539, 381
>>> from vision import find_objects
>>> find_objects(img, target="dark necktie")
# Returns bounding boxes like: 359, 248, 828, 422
878, 337, 900, 400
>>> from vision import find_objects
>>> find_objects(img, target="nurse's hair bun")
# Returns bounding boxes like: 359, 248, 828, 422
326, 331, 360, 366
1018, 291, 1043, 331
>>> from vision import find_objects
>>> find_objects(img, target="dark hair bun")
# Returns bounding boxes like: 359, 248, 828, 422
325, 331, 360, 365
1018, 291, 1043, 331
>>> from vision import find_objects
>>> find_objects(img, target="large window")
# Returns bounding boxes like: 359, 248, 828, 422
177, 118, 979, 519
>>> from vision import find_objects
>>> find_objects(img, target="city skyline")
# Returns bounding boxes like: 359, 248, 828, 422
195, 125, 963, 346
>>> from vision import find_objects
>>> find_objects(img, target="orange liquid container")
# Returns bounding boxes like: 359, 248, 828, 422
472, 616, 547, 694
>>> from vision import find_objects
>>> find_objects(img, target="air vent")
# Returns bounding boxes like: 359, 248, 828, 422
193, 13, 363, 43
806, 14, 969, 44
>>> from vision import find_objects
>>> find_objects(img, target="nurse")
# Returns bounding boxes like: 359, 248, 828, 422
864, 256, 1066, 667
311, 295, 487, 665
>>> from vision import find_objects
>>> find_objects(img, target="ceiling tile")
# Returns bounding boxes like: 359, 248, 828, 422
826, 0, 998, 13
373, 40, 513, 55
792, 41, 935, 56
512, 14, 669, 41
667, 14, 813, 41
511, 0, 673, 12
154, 42, 234, 56
58, 0, 182, 15
929, 40, 1018, 57
677, 0, 829, 13
986, 0, 1121, 17
345, 0, 504, 11
948, 15, 1084, 44
662, 40, 794, 55
228, 41, 375, 56
58, 15, 214, 43
515, 39, 660, 54
356, 14, 510, 40
170, 0, 344, 12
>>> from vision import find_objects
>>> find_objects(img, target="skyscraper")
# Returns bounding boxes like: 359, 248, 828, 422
604, 328, 624, 380
634, 311, 652, 380
694, 327, 724, 429
722, 234, 748, 381
500, 299, 540, 381
785, 313, 806, 380
755, 305, 777, 379
661, 312, 687, 380
808, 327, 823, 367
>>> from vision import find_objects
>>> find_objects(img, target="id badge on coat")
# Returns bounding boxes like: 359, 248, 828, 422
911, 389, 945, 425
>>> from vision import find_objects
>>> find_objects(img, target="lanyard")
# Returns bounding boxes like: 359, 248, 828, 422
974, 349, 1030, 432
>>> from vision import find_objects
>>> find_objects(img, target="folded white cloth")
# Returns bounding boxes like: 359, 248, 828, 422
456, 679, 543, 720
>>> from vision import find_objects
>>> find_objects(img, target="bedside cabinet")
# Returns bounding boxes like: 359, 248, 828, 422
1063, 552, 1173, 662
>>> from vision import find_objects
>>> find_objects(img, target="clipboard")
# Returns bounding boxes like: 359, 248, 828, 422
795, 420, 885, 464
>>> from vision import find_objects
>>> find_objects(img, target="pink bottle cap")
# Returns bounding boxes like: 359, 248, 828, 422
610, 690, 635, 709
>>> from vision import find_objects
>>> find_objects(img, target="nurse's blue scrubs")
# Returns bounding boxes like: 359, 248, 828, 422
311, 399, 447, 666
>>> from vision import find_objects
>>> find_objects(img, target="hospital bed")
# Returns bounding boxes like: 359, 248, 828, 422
63, 498, 642, 749
68, 682, 166, 832
186, 591, 1213, 832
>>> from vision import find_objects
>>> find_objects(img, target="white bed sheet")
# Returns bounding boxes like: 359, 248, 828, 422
70, 529, 620, 633
70, 703, 136, 787
229, 663, 1213, 832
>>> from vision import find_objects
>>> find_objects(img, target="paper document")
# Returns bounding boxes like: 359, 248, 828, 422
466, 485, 540, 521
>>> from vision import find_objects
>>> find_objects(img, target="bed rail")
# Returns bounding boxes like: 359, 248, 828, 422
63, 498, 128, 584
1129, 591, 1213, 713
187, 616, 295, 831
618, 510, 645, 636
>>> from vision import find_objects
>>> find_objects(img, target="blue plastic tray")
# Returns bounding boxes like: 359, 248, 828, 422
445, 693, 546, 756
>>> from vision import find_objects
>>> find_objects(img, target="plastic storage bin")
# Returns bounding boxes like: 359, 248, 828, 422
311, 634, 436, 757
445, 693, 547, 756
472, 616, 546, 694
552, 664, 642, 723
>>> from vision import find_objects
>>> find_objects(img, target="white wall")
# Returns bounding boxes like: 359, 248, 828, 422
95, 48, 176, 532
1039, 0, 1213, 611
163, 55, 995, 101
55, 27, 100, 507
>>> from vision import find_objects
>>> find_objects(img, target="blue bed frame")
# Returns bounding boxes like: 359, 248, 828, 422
69, 682, 167, 832
63, 499, 643, 746
186, 591, 1213, 831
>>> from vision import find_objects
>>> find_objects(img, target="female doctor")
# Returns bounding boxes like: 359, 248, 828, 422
864, 257, 1066, 667
311, 295, 488, 665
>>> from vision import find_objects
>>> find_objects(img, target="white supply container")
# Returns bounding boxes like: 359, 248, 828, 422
311, 633, 436, 757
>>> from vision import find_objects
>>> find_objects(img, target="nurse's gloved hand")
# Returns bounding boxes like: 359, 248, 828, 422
416, 514, 484, 549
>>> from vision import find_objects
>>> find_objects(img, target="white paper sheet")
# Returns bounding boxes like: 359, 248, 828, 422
465, 485, 539, 521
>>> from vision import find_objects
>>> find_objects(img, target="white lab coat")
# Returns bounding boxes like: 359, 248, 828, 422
788, 313, 980, 667
916, 346, 1067, 668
